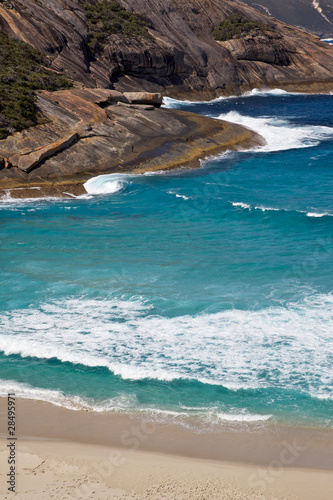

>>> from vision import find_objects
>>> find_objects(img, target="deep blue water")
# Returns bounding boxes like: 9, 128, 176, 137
0, 89, 332, 430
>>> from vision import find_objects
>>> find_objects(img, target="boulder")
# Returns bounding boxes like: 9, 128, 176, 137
71, 89, 129, 105
123, 92, 163, 107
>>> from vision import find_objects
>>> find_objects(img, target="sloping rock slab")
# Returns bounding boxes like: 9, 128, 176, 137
18, 133, 78, 173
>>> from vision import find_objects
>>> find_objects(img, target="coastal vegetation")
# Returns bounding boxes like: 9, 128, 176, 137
0, 31, 72, 140
81, 0, 152, 57
213, 13, 274, 41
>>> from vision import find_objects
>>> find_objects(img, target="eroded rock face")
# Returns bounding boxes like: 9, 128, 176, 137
220, 31, 295, 66
0, 0, 333, 97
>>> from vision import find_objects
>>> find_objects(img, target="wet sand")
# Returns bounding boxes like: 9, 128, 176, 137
0, 397, 332, 499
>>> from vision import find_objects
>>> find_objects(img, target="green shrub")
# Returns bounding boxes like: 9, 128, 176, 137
81, 0, 152, 57
0, 30, 72, 139
213, 13, 274, 41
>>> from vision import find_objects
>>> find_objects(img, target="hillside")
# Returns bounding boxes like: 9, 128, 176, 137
0, 0, 333, 99
241, 0, 333, 39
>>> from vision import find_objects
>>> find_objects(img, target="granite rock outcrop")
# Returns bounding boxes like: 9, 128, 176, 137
0, 88, 264, 197
0, 0, 332, 98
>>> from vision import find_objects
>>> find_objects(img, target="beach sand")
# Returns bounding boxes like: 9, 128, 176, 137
0, 398, 332, 499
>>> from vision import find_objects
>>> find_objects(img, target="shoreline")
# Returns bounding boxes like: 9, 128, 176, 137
0, 94, 264, 200
0, 397, 332, 499
1, 85, 331, 201
0, 397, 332, 469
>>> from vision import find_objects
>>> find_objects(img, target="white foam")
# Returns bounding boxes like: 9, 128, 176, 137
231, 202, 251, 209
162, 88, 311, 109
249, 88, 290, 96
163, 95, 229, 108
254, 205, 281, 212
217, 111, 333, 152
61, 192, 93, 200
137, 406, 272, 428
0, 294, 332, 400
0, 188, 94, 207
230, 202, 333, 217
0, 378, 272, 427
0, 379, 137, 412
306, 212, 333, 217
231, 202, 282, 213
207, 411, 272, 423
84, 174, 128, 195
0, 190, 60, 206
321, 38, 333, 45
167, 190, 191, 200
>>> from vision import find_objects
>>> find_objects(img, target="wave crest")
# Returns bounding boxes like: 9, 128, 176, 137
1, 294, 332, 400
84, 174, 129, 195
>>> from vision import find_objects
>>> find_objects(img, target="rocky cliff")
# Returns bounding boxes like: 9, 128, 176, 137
0, 0, 333, 98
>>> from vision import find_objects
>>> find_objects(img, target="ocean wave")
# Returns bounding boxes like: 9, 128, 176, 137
162, 88, 308, 108
230, 201, 333, 218
0, 379, 272, 426
231, 202, 285, 213
83, 173, 129, 195
255, 205, 280, 212
163, 96, 228, 108
306, 212, 333, 217
217, 111, 333, 152
0, 294, 332, 400
231, 202, 251, 209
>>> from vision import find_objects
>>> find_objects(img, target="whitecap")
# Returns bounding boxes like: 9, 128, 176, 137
167, 190, 191, 200
216, 111, 333, 152
0, 294, 332, 401
306, 212, 333, 217
231, 201, 251, 210
254, 205, 281, 212
249, 88, 290, 96
230, 202, 332, 218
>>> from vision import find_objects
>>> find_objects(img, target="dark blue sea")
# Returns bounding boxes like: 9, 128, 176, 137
0, 88, 332, 431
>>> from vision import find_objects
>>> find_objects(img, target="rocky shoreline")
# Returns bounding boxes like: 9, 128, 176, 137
0, 89, 264, 199
1, 0, 333, 199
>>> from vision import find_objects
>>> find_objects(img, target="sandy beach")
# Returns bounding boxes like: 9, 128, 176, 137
0, 397, 332, 499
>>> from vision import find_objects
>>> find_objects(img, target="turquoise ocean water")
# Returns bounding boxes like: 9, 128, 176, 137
0, 88, 332, 431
